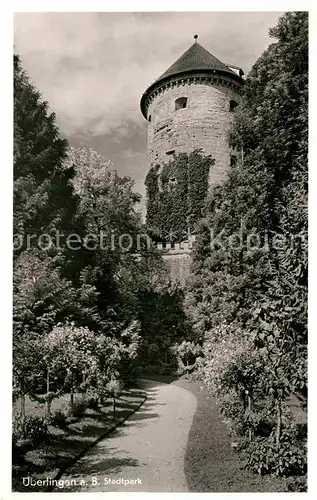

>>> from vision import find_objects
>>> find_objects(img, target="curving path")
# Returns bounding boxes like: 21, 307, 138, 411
58, 379, 197, 492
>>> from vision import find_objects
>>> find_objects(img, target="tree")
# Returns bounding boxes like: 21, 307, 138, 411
187, 12, 308, 476
39, 324, 97, 413
13, 252, 99, 409
63, 146, 144, 327
14, 55, 79, 254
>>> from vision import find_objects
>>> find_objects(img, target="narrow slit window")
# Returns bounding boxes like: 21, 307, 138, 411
175, 97, 187, 111
229, 100, 238, 112
148, 114, 152, 122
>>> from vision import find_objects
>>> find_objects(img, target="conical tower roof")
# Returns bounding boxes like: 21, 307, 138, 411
156, 42, 236, 82
141, 38, 243, 118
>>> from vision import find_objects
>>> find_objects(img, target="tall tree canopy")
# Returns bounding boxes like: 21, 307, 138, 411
186, 12, 308, 476
188, 11, 308, 339
14, 55, 79, 251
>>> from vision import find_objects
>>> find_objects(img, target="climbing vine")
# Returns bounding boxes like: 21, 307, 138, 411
145, 150, 214, 240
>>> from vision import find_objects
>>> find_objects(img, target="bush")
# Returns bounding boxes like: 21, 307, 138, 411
48, 409, 68, 427
105, 379, 123, 398
142, 364, 159, 375
242, 433, 307, 477
286, 475, 307, 492
120, 359, 141, 384
87, 393, 100, 411
12, 414, 48, 445
67, 398, 88, 418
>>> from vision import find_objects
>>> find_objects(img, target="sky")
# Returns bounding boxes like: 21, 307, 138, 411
14, 11, 284, 211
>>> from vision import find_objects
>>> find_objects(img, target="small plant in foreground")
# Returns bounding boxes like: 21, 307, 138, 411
12, 414, 48, 445
286, 475, 307, 492
241, 431, 307, 477
87, 393, 100, 411
106, 379, 123, 420
67, 398, 88, 418
48, 409, 68, 427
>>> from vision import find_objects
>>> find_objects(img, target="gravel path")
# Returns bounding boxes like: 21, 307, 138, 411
58, 379, 197, 492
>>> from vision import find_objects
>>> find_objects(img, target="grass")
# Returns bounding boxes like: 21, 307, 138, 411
12, 388, 146, 492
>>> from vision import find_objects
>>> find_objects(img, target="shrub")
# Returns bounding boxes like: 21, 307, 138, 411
241, 432, 307, 477
171, 341, 202, 375
87, 393, 100, 411
105, 379, 123, 398
286, 475, 307, 492
67, 398, 88, 418
120, 359, 141, 384
12, 414, 48, 445
198, 322, 307, 478
48, 409, 68, 427
143, 364, 159, 375
105, 379, 123, 421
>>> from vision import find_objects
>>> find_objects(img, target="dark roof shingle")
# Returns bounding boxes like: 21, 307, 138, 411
156, 42, 236, 82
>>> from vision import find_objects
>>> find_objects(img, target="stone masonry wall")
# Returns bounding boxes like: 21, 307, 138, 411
147, 81, 239, 187
162, 252, 192, 284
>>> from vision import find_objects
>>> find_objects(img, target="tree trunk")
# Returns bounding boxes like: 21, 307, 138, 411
247, 393, 254, 442
46, 368, 51, 415
70, 384, 74, 405
276, 398, 282, 450
113, 397, 116, 421
20, 392, 25, 418
82, 372, 86, 398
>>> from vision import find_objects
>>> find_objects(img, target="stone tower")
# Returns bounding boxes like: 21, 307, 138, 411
140, 36, 244, 187
140, 37, 244, 283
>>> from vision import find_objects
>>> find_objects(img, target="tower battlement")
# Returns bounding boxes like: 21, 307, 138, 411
152, 234, 196, 254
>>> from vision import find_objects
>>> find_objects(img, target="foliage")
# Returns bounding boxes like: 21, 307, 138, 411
241, 427, 307, 477
13, 330, 43, 413
67, 399, 89, 418
62, 146, 154, 332
105, 379, 123, 397
47, 408, 68, 427
187, 11, 308, 478
12, 251, 100, 410
43, 324, 96, 378
13, 252, 97, 337
145, 150, 213, 240
12, 414, 48, 445
171, 340, 202, 375
87, 392, 100, 411
136, 280, 193, 373
13, 54, 187, 407
286, 475, 307, 492
14, 55, 78, 253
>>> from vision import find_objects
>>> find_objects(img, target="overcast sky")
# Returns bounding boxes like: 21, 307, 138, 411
14, 11, 284, 210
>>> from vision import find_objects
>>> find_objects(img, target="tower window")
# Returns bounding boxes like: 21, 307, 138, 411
148, 114, 152, 122
230, 155, 237, 167
168, 177, 177, 192
175, 97, 187, 111
229, 100, 238, 112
